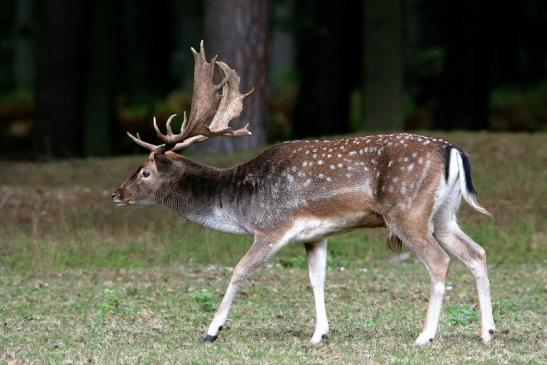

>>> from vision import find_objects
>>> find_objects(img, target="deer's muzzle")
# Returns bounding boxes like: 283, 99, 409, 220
111, 189, 128, 206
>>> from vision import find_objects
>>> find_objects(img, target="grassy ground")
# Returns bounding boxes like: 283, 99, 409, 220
1, 263, 544, 364
0, 132, 546, 364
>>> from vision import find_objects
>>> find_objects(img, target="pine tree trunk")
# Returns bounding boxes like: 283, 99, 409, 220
363, 0, 404, 131
293, 1, 360, 138
13, 0, 34, 95
34, 0, 89, 157
194, 0, 269, 154
434, 0, 491, 130
83, 0, 120, 156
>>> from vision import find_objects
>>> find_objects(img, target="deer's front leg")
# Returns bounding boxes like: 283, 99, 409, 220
305, 239, 329, 345
204, 236, 278, 342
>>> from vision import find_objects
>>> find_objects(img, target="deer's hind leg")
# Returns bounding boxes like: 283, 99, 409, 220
386, 211, 450, 345
433, 193, 495, 344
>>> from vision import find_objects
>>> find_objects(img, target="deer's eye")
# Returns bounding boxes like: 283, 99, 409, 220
142, 170, 150, 178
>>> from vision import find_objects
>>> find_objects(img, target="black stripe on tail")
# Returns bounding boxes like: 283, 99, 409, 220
443, 146, 477, 195
458, 148, 477, 195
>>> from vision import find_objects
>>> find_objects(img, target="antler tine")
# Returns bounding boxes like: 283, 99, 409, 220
165, 114, 177, 135
180, 111, 187, 133
242, 86, 255, 98
153, 116, 163, 139
191, 40, 208, 62
126, 131, 165, 152
151, 114, 190, 145
214, 71, 230, 92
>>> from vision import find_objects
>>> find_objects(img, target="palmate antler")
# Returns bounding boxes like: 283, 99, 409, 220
127, 41, 253, 153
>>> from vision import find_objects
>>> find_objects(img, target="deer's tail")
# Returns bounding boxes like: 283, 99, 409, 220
447, 147, 492, 217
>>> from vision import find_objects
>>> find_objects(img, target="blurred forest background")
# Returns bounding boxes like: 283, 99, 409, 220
0, 0, 546, 158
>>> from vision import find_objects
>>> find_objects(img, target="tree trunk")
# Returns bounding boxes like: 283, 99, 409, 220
194, 0, 269, 154
434, 0, 491, 130
117, 1, 174, 98
363, 0, 404, 131
13, 0, 34, 95
293, 1, 361, 138
83, 0, 120, 156
34, 0, 89, 157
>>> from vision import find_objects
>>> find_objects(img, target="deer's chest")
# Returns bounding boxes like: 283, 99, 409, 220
184, 206, 250, 235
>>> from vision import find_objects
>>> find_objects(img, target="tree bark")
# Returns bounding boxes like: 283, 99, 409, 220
434, 0, 491, 130
13, 0, 34, 95
363, 0, 404, 131
116, 1, 174, 98
34, 0, 89, 157
293, 1, 360, 138
195, 0, 269, 154
83, 0, 120, 156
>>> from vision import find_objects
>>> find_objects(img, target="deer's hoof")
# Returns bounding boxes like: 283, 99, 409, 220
203, 334, 218, 343
415, 333, 434, 346
309, 332, 329, 345
481, 332, 494, 345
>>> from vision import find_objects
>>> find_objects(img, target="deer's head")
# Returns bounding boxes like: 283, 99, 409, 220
112, 153, 182, 206
112, 41, 252, 206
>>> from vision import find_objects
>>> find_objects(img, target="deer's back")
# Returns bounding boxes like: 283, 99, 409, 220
234, 134, 451, 236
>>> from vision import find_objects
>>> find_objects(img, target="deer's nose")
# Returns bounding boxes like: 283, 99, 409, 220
112, 189, 121, 200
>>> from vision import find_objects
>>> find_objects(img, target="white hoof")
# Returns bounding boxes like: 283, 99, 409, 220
415, 332, 435, 346
481, 327, 495, 344
309, 331, 328, 345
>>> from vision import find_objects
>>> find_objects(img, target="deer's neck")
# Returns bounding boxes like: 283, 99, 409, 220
156, 160, 249, 235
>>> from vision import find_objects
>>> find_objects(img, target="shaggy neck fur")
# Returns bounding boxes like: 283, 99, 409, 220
155, 158, 250, 234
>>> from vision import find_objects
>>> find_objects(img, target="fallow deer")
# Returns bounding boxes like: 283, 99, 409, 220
112, 41, 495, 345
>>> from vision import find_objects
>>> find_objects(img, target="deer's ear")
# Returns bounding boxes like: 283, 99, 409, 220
153, 153, 173, 173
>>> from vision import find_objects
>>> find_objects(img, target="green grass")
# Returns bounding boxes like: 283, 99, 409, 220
0, 132, 546, 363
0, 263, 544, 364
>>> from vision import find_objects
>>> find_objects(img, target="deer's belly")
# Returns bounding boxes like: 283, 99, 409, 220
283, 212, 384, 243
